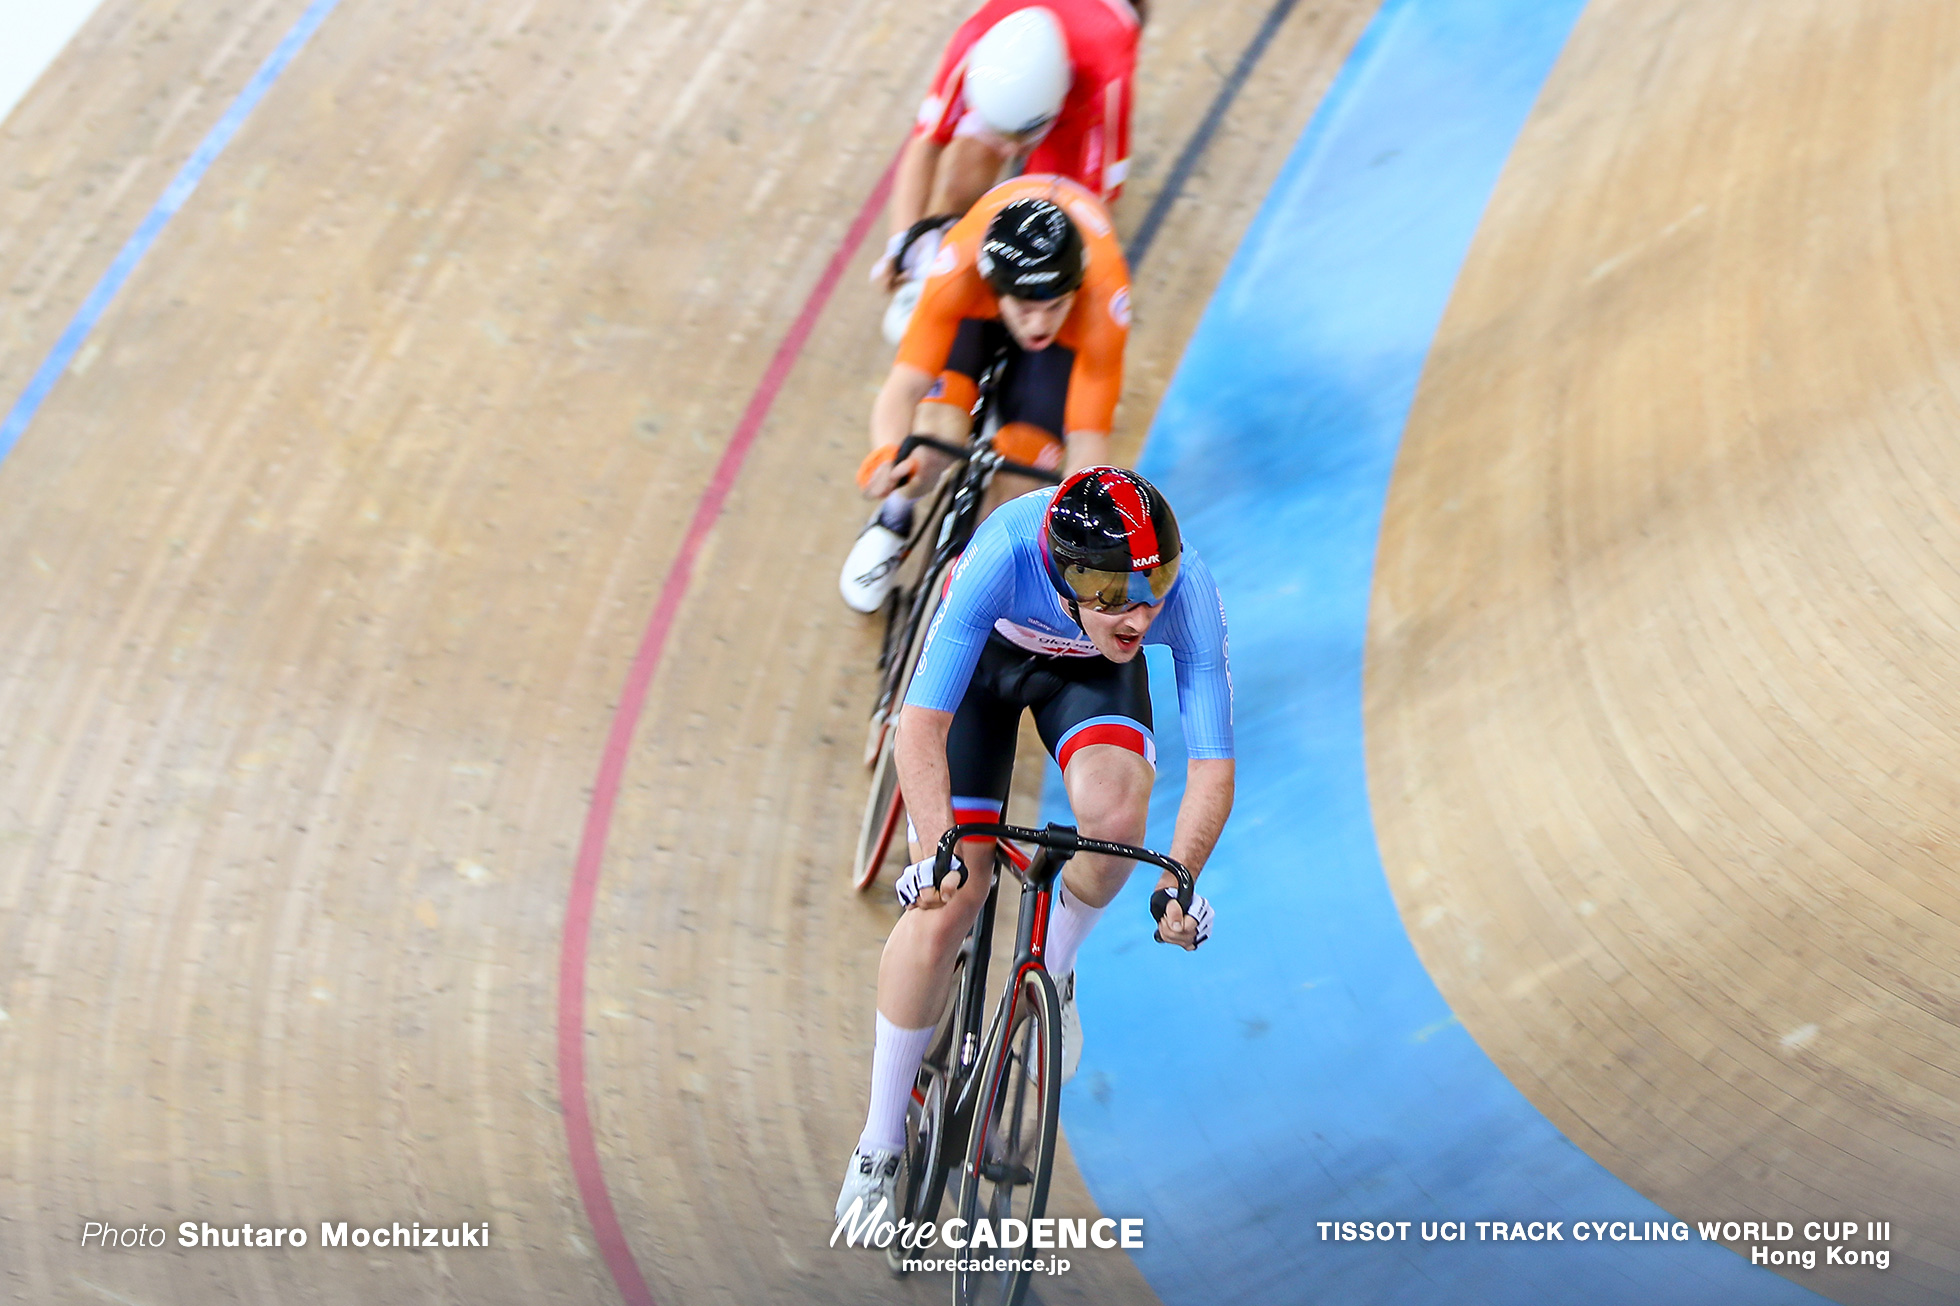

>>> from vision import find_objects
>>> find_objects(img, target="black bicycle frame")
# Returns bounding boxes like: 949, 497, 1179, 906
931, 822, 1195, 1129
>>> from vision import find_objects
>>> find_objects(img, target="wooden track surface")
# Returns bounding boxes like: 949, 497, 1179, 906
0, 1, 1375, 1302
1367, 1, 1960, 1303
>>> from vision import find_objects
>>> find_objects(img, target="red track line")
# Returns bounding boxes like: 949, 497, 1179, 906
557, 155, 899, 1306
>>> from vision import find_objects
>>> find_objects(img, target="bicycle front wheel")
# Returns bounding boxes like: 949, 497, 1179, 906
953, 967, 1061, 1306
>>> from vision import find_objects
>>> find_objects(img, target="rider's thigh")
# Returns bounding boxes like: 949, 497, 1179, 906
1060, 742, 1153, 840
914, 398, 973, 446
981, 464, 1053, 518
911, 320, 988, 450
940, 646, 1022, 840
928, 135, 1013, 215
1028, 647, 1155, 827
1058, 742, 1154, 905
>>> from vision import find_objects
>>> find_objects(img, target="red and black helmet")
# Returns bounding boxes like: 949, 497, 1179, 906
1041, 467, 1182, 610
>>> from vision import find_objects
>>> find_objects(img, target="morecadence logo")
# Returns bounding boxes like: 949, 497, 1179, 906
830, 1196, 1143, 1261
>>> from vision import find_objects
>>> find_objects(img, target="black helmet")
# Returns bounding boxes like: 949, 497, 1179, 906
978, 198, 1086, 301
1042, 467, 1182, 609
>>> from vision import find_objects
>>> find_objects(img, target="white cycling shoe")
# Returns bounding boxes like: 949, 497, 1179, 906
834, 1146, 902, 1238
1059, 970, 1082, 1085
839, 522, 907, 613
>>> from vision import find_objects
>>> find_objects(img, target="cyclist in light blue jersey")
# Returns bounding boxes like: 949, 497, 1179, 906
838, 466, 1234, 1228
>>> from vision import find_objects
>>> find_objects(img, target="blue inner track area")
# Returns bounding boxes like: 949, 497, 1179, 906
1047, 1, 1830, 1302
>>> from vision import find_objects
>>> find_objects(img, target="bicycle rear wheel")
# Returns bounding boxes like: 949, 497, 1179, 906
953, 967, 1061, 1306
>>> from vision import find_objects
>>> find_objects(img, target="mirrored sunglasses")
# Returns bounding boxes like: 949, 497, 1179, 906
1061, 556, 1180, 611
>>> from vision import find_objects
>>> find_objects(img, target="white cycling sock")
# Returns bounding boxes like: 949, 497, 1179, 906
858, 1013, 936, 1156
1043, 881, 1106, 983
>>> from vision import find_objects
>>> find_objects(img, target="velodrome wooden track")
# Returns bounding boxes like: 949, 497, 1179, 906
0, 1, 1376, 1303
1368, 1, 1960, 1304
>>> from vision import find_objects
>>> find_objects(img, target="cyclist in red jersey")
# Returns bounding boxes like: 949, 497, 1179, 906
872, 0, 1142, 341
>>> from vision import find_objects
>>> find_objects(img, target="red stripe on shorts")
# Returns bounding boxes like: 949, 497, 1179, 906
1057, 721, 1150, 771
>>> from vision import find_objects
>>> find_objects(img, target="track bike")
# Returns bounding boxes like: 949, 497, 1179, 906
850, 357, 1061, 891
887, 820, 1194, 1306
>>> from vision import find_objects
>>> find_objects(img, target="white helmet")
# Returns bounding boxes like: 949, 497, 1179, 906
964, 7, 1071, 138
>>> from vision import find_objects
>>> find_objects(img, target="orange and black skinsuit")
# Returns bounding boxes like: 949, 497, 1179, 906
897, 174, 1131, 472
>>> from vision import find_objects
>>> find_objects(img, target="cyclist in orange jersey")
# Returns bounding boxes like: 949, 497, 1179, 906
840, 174, 1131, 612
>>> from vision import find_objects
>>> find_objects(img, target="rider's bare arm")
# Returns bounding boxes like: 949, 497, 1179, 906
873, 363, 937, 449
873, 135, 945, 288
871, 254, 982, 503
894, 703, 961, 907
890, 135, 942, 238
1156, 756, 1233, 948
929, 136, 1015, 217
1168, 753, 1230, 874
1062, 429, 1109, 473
1057, 265, 1127, 474
864, 363, 940, 498
1166, 756, 1233, 880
